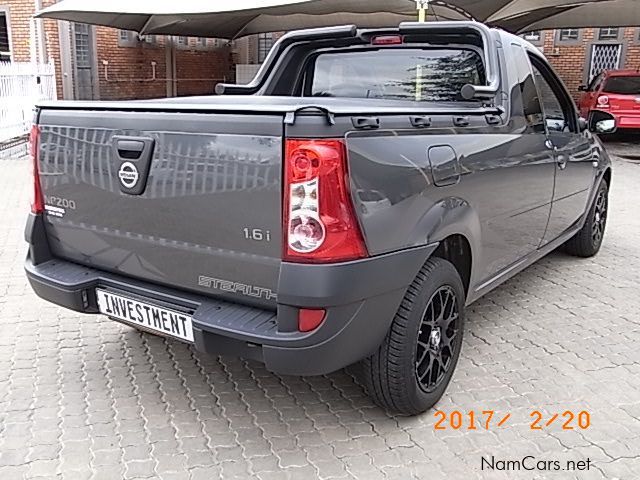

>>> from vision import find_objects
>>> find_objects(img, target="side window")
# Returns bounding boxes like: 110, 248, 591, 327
529, 56, 577, 133
511, 43, 545, 133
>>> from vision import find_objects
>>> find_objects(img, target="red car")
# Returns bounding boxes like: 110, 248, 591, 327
579, 70, 640, 131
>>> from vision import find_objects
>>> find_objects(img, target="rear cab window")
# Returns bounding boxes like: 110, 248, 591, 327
303, 48, 486, 102
602, 76, 640, 95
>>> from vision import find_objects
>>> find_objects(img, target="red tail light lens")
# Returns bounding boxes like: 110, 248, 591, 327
298, 309, 326, 332
29, 125, 44, 214
283, 139, 368, 263
371, 35, 403, 45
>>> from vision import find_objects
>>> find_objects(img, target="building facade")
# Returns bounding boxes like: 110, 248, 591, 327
524, 27, 640, 99
1, 1, 639, 102
1, 0, 232, 100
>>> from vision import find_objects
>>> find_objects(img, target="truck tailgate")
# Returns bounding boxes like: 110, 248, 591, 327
37, 109, 283, 308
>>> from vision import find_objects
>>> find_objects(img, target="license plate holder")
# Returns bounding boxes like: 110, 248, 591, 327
96, 289, 194, 343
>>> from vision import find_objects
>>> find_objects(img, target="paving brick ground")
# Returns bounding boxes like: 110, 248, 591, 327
0, 151, 639, 480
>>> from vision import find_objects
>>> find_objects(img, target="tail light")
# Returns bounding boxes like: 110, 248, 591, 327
29, 125, 44, 214
597, 95, 609, 107
283, 139, 368, 263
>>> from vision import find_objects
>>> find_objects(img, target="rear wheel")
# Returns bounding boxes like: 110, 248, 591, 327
564, 180, 608, 257
358, 257, 465, 415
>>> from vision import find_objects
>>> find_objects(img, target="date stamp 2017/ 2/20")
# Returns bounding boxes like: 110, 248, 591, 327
433, 410, 591, 431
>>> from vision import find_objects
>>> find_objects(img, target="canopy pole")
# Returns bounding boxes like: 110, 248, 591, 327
414, 1, 428, 101
416, 0, 428, 22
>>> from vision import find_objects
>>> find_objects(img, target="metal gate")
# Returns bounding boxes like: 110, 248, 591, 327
588, 44, 622, 83
72, 23, 97, 100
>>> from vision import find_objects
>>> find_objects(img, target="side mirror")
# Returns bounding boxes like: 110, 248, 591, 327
594, 119, 617, 134
588, 112, 617, 134
578, 85, 588, 92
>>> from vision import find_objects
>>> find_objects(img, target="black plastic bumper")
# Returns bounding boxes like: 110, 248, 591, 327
25, 214, 438, 375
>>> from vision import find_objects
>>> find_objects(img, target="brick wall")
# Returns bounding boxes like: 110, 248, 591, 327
174, 43, 231, 97
543, 27, 640, 101
94, 30, 232, 100
624, 28, 640, 71
4, 0, 232, 100
543, 30, 593, 100
4, 0, 34, 62
95, 29, 167, 100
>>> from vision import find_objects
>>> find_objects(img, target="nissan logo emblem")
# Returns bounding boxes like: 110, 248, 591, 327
118, 162, 139, 189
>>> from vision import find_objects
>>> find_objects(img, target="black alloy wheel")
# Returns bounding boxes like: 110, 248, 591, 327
564, 179, 609, 258
591, 185, 608, 246
415, 286, 460, 393
359, 257, 465, 415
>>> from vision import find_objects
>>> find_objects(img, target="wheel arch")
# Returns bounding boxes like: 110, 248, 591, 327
431, 234, 472, 299
407, 197, 481, 302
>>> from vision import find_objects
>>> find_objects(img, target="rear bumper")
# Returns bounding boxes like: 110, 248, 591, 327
25, 214, 437, 375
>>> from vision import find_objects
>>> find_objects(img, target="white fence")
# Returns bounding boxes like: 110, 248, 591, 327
0, 62, 57, 145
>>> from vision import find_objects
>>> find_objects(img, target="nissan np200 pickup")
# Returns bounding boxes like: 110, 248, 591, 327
25, 22, 613, 415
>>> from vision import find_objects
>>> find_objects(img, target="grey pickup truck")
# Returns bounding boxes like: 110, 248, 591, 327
25, 22, 612, 415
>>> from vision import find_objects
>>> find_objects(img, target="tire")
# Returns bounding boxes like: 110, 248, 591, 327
358, 257, 465, 415
563, 180, 609, 258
